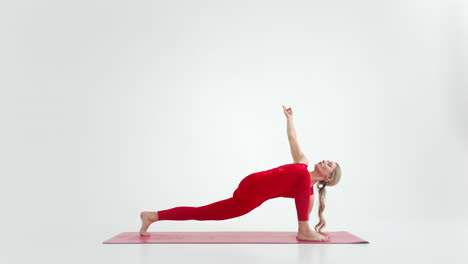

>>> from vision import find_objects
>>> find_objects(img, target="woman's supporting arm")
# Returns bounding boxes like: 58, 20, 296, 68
308, 195, 314, 215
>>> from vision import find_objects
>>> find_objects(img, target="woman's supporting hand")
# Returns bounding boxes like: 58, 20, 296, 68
282, 105, 294, 119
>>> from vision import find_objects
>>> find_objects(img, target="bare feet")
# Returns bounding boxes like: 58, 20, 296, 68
139, 211, 158, 236
296, 231, 329, 242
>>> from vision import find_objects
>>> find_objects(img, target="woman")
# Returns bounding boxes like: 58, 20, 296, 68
139, 105, 342, 241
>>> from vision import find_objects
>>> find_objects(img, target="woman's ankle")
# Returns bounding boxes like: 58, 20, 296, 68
151, 211, 158, 222
298, 221, 312, 233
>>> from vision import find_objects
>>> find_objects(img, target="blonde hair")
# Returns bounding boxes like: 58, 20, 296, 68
314, 162, 341, 236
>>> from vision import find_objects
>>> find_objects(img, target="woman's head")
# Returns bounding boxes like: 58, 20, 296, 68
313, 160, 341, 187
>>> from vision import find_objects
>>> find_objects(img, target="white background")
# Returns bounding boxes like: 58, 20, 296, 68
1, 0, 466, 263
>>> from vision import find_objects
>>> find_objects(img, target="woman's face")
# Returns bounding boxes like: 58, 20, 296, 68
314, 160, 337, 182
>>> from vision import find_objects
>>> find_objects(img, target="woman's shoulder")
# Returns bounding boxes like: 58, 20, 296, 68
276, 162, 308, 170
289, 162, 308, 167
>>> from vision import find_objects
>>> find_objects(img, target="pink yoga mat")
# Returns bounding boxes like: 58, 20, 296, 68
103, 231, 369, 244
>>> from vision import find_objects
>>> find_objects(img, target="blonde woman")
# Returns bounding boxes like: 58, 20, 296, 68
140, 105, 342, 241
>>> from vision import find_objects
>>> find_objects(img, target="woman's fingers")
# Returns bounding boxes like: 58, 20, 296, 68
282, 105, 293, 117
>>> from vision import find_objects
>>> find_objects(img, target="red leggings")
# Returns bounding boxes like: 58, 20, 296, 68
157, 163, 312, 221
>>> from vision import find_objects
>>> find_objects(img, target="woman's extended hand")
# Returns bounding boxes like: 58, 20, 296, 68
282, 105, 294, 119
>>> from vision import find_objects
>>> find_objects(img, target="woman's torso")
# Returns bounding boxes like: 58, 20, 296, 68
233, 163, 313, 200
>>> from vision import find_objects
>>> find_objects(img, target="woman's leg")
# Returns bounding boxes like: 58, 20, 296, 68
157, 196, 266, 221
294, 171, 311, 221
140, 196, 266, 236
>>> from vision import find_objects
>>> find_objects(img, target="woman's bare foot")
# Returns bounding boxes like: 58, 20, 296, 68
139, 211, 158, 236
296, 230, 329, 242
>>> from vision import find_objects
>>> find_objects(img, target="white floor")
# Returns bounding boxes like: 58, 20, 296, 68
2, 218, 466, 264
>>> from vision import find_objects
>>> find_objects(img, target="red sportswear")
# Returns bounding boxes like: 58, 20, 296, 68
157, 163, 313, 221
